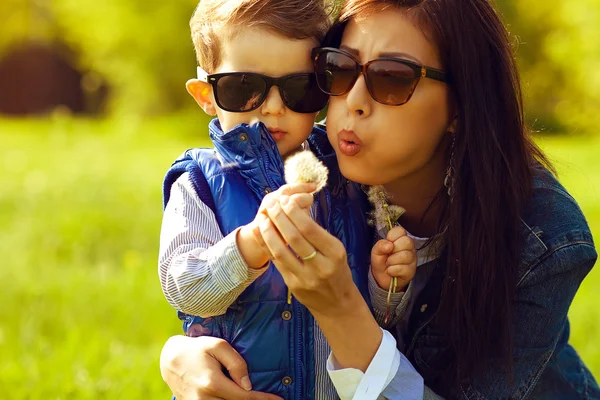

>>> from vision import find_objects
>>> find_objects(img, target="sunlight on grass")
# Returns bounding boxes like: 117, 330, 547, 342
0, 117, 598, 398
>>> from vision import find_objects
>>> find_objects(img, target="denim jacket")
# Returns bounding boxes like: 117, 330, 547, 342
405, 166, 599, 399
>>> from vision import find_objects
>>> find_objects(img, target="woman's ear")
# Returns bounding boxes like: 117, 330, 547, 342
186, 79, 217, 116
447, 114, 458, 134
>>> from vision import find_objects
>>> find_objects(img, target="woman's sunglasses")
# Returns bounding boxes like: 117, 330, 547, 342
197, 67, 328, 113
312, 47, 450, 106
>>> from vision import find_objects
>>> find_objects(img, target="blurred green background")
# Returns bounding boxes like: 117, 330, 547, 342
0, 0, 599, 398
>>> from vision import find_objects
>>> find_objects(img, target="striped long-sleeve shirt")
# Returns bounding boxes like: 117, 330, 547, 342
158, 172, 339, 399
158, 172, 440, 399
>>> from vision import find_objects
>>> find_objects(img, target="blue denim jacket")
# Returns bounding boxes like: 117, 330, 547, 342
407, 166, 599, 399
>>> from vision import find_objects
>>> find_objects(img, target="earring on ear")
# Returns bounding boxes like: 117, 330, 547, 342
443, 134, 456, 199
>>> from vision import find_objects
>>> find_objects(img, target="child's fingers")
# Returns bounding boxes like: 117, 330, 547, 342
386, 249, 416, 267
371, 239, 394, 257
392, 235, 415, 253
251, 213, 272, 256
386, 225, 407, 242
371, 239, 394, 273
385, 264, 416, 283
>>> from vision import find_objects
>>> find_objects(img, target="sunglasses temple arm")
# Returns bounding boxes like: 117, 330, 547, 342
425, 68, 449, 83
197, 66, 209, 82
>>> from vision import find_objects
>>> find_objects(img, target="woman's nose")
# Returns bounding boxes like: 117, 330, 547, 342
345, 73, 371, 117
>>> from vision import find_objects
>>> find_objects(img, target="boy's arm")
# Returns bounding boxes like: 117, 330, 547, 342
369, 226, 417, 328
368, 269, 411, 328
159, 173, 269, 317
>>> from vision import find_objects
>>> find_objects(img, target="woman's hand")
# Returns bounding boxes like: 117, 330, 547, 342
237, 182, 316, 269
160, 335, 283, 400
254, 187, 358, 316
252, 186, 383, 371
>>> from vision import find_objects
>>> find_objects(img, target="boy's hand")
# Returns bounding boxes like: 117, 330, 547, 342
370, 226, 417, 291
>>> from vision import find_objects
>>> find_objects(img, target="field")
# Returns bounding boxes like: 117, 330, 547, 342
1, 116, 598, 398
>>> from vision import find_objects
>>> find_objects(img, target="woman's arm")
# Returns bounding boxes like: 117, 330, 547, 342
256, 190, 428, 398
255, 189, 453, 399
259, 192, 383, 370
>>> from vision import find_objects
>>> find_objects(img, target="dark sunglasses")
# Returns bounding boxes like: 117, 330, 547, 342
197, 67, 328, 113
312, 47, 450, 106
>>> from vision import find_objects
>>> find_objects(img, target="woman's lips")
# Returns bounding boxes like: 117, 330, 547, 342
338, 130, 362, 156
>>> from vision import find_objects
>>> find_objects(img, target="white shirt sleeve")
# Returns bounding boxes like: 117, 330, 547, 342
327, 329, 424, 400
158, 172, 268, 317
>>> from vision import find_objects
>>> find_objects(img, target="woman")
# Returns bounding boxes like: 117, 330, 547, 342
160, 0, 599, 398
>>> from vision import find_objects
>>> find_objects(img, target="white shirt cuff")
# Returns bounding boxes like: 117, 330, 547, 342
327, 329, 400, 400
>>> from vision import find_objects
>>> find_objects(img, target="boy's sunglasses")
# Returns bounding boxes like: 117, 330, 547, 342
312, 47, 450, 106
197, 67, 328, 113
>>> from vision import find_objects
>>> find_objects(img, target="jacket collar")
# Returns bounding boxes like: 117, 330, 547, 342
209, 118, 286, 200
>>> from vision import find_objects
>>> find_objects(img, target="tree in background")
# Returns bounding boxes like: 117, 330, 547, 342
1, 0, 599, 134
1, 0, 197, 115
497, 0, 600, 134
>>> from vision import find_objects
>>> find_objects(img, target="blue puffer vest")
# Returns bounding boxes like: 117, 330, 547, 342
162, 119, 372, 399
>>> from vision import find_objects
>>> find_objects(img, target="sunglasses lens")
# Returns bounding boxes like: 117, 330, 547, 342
315, 51, 358, 95
281, 74, 329, 113
367, 60, 417, 105
215, 74, 267, 111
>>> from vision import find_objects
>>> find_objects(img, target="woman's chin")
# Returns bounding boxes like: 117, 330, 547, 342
338, 159, 376, 186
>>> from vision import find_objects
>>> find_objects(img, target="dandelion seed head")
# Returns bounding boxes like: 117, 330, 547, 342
284, 150, 329, 193
366, 186, 405, 232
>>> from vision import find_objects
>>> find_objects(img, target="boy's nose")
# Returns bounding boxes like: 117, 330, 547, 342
261, 86, 285, 116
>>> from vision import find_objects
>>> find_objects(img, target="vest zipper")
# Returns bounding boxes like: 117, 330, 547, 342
294, 297, 303, 399
260, 147, 279, 194
260, 146, 301, 396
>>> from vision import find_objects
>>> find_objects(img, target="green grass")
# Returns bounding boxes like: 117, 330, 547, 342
0, 116, 598, 398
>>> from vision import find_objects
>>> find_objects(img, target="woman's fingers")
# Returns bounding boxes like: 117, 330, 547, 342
258, 212, 303, 277
265, 201, 316, 262
280, 182, 317, 196
245, 392, 285, 400
279, 193, 313, 210
208, 339, 253, 391
194, 338, 284, 400
259, 183, 316, 213
278, 196, 346, 260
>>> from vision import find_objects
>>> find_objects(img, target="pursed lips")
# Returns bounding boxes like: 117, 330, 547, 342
337, 129, 363, 156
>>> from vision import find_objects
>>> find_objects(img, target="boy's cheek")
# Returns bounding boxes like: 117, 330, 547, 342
215, 110, 261, 133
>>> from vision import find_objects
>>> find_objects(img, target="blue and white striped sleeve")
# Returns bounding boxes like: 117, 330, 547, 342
158, 172, 268, 317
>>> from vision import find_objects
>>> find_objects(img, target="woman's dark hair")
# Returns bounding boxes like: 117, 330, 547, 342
338, 0, 552, 392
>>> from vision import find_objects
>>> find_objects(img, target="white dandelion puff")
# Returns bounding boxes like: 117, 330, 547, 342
284, 150, 329, 193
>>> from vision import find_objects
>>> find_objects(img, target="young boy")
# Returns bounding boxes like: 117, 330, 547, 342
158, 0, 417, 398
158, 0, 373, 398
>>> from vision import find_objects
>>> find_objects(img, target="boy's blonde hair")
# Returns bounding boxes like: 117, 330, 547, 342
191, 0, 334, 73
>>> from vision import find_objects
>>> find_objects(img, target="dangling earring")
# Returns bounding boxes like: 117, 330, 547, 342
443, 134, 456, 199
